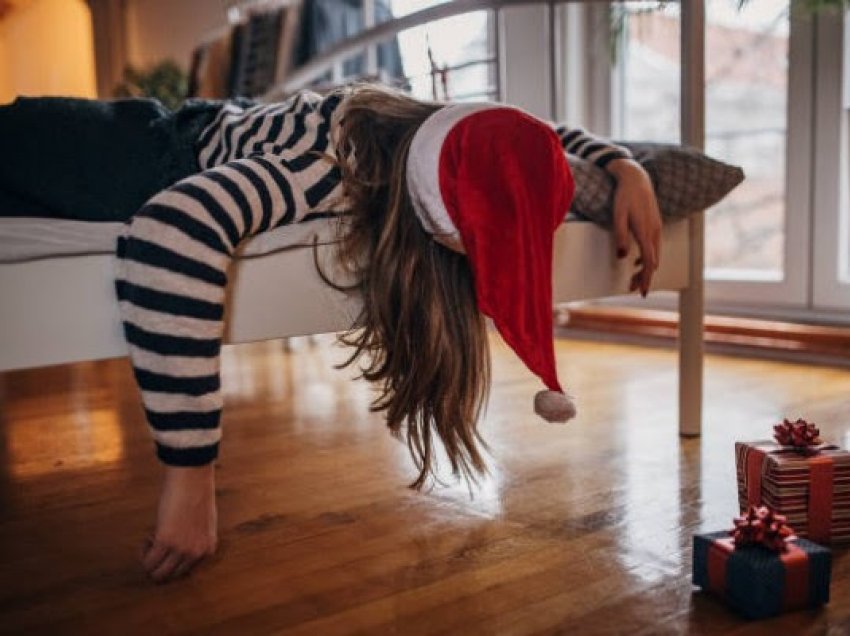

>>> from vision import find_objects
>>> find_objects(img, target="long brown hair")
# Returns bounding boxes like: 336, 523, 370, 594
319, 84, 491, 489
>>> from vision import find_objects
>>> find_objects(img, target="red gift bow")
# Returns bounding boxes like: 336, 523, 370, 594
744, 421, 839, 543
731, 505, 797, 552
708, 506, 810, 611
773, 418, 822, 453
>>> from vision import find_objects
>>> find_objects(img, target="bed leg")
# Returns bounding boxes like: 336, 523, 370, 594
678, 213, 704, 438
679, 0, 705, 438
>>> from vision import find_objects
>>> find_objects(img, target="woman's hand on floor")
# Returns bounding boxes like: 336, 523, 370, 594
142, 464, 218, 584
607, 158, 663, 297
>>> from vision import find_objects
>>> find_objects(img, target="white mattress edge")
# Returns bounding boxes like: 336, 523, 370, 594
0, 216, 345, 264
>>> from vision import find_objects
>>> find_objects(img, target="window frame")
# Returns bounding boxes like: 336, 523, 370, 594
495, 2, 849, 324
701, 4, 814, 310
611, 3, 814, 310
553, 3, 850, 324
812, 11, 850, 311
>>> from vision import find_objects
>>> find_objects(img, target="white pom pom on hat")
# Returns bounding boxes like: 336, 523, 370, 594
534, 390, 577, 423
407, 102, 577, 423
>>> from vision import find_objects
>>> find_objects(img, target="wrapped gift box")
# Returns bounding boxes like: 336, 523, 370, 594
693, 531, 831, 619
736, 441, 850, 544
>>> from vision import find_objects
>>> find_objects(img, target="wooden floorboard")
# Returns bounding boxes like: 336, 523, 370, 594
0, 335, 848, 635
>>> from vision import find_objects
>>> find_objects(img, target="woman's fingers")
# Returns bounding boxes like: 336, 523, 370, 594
629, 263, 653, 297
641, 253, 655, 295
654, 226, 662, 270
647, 195, 662, 271
629, 263, 651, 296
630, 209, 659, 296
141, 539, 170, 574
171, 554, 202, 580
150, 549, 185, 583
614, 198, 631, 259
613, 171, 663, 295
142, 537, 195, 583
630, 270, 641, 292
141, 541, 209, 583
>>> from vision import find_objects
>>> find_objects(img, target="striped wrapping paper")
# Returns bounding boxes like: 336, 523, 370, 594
736, 441, 850, 545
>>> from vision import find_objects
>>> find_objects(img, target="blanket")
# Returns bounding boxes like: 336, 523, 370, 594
0, 96, 226, 222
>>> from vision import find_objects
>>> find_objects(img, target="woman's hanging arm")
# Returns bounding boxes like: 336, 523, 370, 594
114, 153, 311, 466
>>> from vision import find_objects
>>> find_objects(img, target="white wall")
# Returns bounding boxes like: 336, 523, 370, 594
125, 0, 228, 71
498, 4, 551, 119
0, 0, 97, 102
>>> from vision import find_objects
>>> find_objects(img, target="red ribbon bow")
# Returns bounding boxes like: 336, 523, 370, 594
773, 418, 821, 453
731, 505, 797, 552
708, 506, 810, 611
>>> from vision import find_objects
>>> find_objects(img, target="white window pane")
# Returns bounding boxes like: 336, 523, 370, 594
842, 16, 850, 283
391, 1, 495, 101
389, 0, 452, 18
620, 4, 681, 143
842, 107, 849, 282
705, 0, 788, 277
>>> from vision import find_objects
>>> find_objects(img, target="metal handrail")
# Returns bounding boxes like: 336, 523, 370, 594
262, 0, 631, 100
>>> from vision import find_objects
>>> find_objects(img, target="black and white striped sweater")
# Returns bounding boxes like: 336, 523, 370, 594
114, 89, 632, 466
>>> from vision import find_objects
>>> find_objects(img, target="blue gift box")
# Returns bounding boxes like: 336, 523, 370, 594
692, 531, 831, 620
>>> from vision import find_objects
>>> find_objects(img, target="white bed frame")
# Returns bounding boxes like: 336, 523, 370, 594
0, 0, 706, 436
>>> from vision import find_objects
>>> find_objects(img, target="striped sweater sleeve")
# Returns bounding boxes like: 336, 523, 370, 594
553, 124, 633, 169
114, 152, 341, 466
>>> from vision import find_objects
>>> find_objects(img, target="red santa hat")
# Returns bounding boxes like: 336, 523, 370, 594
406, 103, 577, 423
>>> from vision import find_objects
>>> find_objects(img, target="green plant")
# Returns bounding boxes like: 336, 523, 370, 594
114, 60, 188, 111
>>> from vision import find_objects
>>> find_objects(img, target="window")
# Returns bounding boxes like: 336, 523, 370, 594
604, 1, 850, 318
303, 1, 495, 100
617, 3, 681, 144
391, 1, 497, 102
617, 1, 791, 283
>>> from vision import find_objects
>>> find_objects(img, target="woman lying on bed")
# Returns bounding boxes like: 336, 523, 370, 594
0, 83, 662, 583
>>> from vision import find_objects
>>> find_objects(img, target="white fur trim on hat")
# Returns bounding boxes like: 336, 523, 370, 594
406, 102, 503, 243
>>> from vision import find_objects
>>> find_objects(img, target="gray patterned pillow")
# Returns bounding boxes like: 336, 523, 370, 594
567, 142, 745, 227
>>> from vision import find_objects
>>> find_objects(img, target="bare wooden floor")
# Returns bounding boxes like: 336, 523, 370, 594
0, 335, 848, 635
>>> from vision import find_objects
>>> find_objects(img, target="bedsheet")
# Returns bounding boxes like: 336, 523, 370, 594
0, 216, 344, 264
